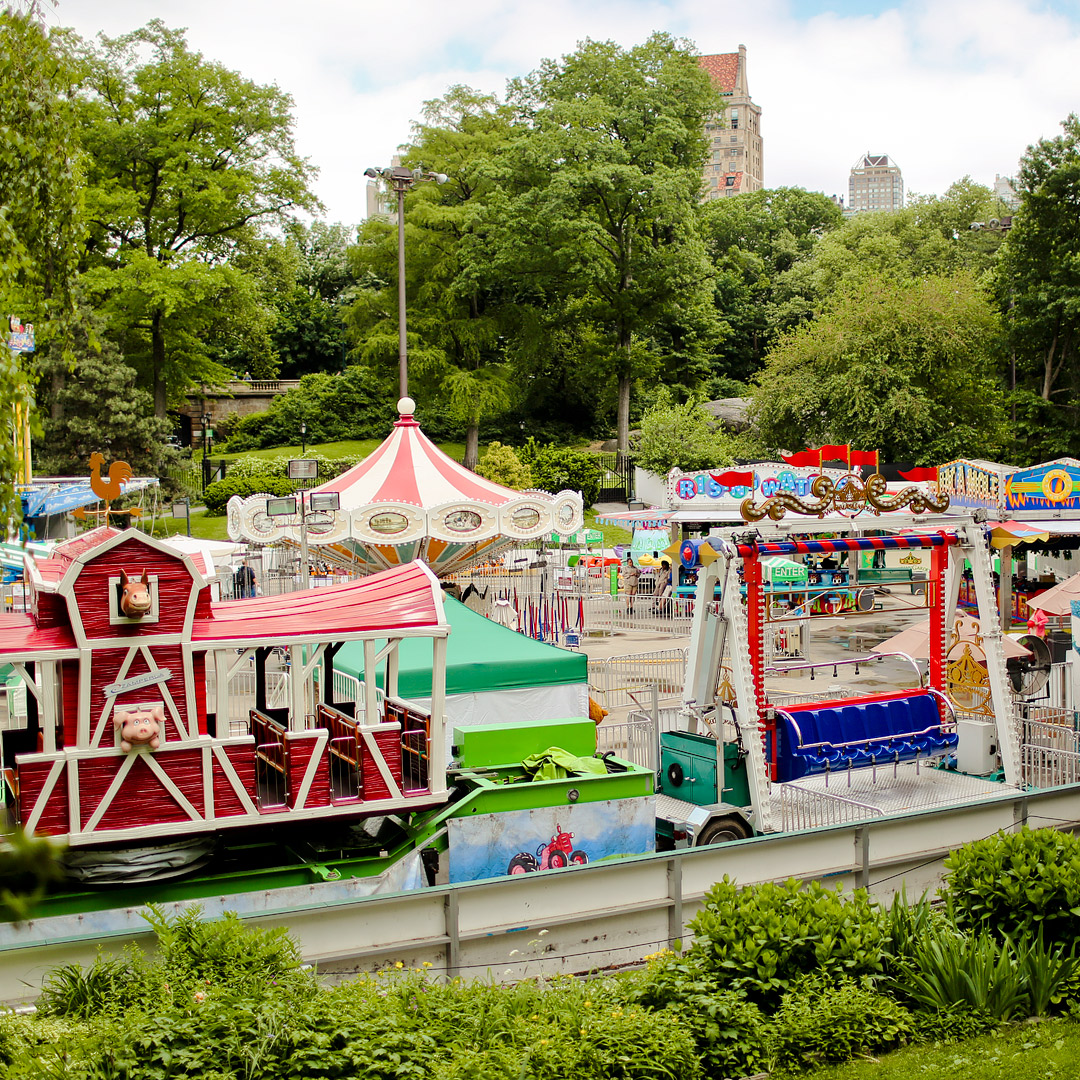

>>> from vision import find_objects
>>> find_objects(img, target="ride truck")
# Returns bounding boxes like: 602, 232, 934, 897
507, 825, 588, 873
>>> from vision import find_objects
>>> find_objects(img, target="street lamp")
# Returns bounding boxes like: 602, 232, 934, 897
202, 413, 211, 455
300, 420, 307, 455
363, 164, 449, 399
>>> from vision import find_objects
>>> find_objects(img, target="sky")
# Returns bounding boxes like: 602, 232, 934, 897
56, 0, 1080, 227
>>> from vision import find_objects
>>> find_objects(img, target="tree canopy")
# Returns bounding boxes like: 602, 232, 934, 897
751, 271, 1008, 464
477, 34, 724, 451
996, 115, 1080, 461
77, 20, 319, 414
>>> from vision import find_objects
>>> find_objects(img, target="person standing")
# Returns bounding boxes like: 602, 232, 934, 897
622, 554, 641, 614
235, 559, 256, 599
653, 560, 673, 615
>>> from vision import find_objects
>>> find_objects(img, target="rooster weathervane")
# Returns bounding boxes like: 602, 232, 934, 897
73, 453, 142, 524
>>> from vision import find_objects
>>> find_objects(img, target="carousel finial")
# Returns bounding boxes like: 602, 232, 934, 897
398, 396, 416, 418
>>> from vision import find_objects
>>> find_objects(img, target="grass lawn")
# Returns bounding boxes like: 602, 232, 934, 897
584, 507, 633, 547
806, 1016, 1080, 1080
152, 509, 231, 543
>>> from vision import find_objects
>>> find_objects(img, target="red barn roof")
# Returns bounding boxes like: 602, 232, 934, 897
192, 561, 447, 645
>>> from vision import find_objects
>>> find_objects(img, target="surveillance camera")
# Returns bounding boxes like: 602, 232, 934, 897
363, 167, 379, 179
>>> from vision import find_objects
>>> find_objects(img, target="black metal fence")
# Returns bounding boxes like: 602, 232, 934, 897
594, 451, 634, 503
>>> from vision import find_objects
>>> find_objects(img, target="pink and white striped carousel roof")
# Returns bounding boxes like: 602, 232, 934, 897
313, 404, 516, 511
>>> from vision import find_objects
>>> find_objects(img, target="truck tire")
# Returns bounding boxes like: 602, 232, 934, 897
696, 815, 753, 846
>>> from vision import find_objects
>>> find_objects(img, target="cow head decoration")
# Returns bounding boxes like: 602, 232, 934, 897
114, 706, 163, 752
119, 570, 152, 618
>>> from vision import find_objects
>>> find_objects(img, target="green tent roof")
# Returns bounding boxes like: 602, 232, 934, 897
334, 596, 587, 699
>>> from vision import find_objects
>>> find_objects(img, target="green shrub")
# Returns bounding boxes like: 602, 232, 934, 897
941, 827, 1080, 945
685, 876, 887, 1007
476, 442, 531, 489
38, 906, 313, 1023
529, 446, 603, 505
632, 387, 736, 475
221, 453, 360, 481
202, 475, 295, 515
624, 953, 772, 1077
768, 974, 914, 1068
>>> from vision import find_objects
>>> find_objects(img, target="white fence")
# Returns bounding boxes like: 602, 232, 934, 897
589, 648, 688, 711
1021, 713, 1080, 787
8, 783, 1080, 1001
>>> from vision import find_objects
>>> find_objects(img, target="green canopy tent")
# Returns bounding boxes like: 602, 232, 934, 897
334, 597, 589, 756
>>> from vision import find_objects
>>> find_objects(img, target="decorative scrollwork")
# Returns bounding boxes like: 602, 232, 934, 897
741, 474, 836, 521
740, 471, 950, 521
864, 473, 950, 514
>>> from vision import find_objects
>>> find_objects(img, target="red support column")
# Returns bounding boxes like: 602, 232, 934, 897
744, 549, 774, 777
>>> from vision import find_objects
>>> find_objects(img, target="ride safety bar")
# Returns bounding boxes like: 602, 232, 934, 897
738, 533, 957, 558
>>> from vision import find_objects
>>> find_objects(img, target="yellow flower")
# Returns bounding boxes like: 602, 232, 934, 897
394, 961, 404, 970
540, 1039, 548, 1046
422, 961, 433, 968
583, 1000, 592, 1008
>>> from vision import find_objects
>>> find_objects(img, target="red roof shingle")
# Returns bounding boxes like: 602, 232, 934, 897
698, 53, 738, 94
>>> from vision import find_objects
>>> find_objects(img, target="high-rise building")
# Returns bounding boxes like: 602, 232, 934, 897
698, 46, 764, 200
848, 153, 904, 212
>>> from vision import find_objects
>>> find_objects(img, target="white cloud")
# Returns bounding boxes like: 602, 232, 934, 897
57, 0, 1080, 223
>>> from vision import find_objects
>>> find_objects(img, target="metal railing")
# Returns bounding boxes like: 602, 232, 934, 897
1021, 714, 1080, 787
589, 649, 688, 711
778, 783, 886, 830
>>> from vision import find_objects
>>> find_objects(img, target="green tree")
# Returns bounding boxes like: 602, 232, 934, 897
700, 187, 843, 382
481, 34, 724, 452
633, 388, 735, 474
751, 271, 1008, 463
0, 8, 84, 518
997, 115, 1080, 461
77, 20, 319, 415
263, 222, 354, 378
348, 87, 516, 469
772, 180, 1005, 335
34, 307, 170, 477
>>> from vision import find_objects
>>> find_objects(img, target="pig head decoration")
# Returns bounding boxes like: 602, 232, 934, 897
119, 570, 152, 618
115, 706, 163, 752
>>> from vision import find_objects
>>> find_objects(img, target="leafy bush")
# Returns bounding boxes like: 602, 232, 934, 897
624, 954, 771, 1077
768, 974, 914, 1068
941, 827, 1080, 945
528, 446, 603, 505
476, 442, 531, 489
220, 367, 397, 451
38, 906, 312, 1022
686, 877, 887, 1007
220, 453, 360, 481
632, 387, 735, 475
202, 475, 295, 515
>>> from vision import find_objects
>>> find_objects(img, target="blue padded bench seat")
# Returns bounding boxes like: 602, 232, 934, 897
773, 689, 957, 781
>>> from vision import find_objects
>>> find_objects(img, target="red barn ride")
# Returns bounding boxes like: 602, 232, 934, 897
0, 528, 448, 867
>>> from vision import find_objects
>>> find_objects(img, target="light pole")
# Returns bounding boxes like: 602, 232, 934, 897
300, 420, 307, 455
363, 164, 448, 400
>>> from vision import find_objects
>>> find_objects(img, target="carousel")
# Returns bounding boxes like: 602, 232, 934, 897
226, 399, 584, 578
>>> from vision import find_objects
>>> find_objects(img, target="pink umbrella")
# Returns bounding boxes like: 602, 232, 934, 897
1026, 573, 1080, 616
872, 612, 1031, 660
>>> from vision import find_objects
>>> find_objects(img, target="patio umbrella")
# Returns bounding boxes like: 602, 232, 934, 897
1026, 572, 1080, 616
871, 612, 1031, 660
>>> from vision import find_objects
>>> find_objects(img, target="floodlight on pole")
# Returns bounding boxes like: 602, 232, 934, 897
363, 163, 449, 400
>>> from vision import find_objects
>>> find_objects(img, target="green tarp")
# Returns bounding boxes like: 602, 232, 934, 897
334, 597, 587, 699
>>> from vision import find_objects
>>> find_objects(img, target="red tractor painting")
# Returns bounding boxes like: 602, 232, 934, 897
507, 825, 589, 873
